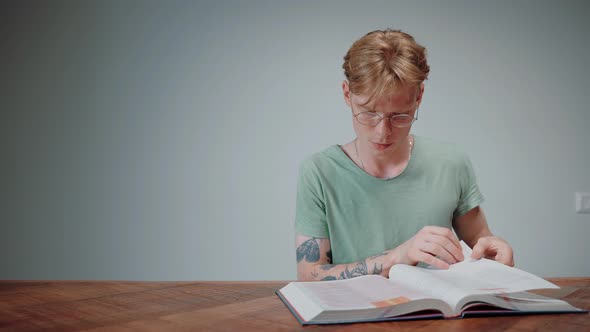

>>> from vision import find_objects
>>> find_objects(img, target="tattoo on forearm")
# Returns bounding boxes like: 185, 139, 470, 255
296, 238, 320, 263
339, 267, 349, 279
366, 252, 386, 276
319, 261, 376, 281
373, 263, 383, 275
338, 261, 368, 279
349, 261, 368, 277
302, 247, 379, 281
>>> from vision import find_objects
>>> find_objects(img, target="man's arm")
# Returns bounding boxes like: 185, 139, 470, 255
453, 206, 514, 266
296, 234, 389, 281
296, 225, 466, 281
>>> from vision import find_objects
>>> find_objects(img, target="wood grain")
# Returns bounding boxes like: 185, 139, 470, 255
0, 278, 588, 331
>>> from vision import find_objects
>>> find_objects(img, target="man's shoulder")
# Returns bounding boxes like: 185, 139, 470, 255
415, 136, 470, 163
299, 145, 350, 176
302, 145, 341, 165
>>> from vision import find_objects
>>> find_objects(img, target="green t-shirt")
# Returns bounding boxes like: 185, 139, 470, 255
295, 136, 484, 264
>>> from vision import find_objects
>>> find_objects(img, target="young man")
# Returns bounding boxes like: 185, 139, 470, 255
295, 29, 514, 281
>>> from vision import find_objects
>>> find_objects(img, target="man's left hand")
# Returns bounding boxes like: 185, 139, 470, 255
471, 236, 514, 267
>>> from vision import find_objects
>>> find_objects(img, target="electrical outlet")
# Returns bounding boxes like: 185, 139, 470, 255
575, 192, 590, 214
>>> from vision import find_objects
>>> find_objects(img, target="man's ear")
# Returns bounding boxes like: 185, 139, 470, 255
415, 83, 425, 107
417, 83, 425, 102
342, 80, 352, 107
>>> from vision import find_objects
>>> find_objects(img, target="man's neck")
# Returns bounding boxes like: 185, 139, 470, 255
354, 135, 414, 179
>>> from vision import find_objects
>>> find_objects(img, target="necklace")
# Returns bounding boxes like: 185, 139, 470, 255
354, 136, 414, 174
354, 138, 366, 171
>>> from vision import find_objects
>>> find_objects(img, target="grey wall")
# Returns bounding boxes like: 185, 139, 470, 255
1, 0, 589, 281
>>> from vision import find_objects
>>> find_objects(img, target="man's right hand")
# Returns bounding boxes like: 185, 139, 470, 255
392, 226, 464, 269
296, 227, 464, 281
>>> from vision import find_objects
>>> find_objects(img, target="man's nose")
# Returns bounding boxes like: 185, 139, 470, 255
375, 117, 393, 135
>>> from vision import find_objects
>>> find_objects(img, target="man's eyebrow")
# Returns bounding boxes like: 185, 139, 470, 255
364, 109, 412, 115
355, 102, 414, 114
357, 104, 376, 112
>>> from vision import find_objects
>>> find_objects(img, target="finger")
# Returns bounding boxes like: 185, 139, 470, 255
495, 247, 515, 267
423, 226, 462, 251
421, 239, 460, 264
427, 233, 464, 262
418, 251, 450, 270
495, 253, 512, 266
471, 237, 492, 260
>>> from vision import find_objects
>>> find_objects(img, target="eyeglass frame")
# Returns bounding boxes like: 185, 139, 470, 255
349, 95, 420, 128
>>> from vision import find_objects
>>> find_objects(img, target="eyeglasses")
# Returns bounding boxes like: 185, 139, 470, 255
353, 111, 418, 127
349, 92, 420, 127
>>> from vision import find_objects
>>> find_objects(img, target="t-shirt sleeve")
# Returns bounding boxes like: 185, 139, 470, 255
454, 153, 484, 217
294, 158, 330, 238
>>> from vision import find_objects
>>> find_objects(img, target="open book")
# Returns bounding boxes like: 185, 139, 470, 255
277, 242, 585, 325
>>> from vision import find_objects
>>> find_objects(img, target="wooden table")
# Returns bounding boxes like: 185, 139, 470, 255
0, 278, 588, 331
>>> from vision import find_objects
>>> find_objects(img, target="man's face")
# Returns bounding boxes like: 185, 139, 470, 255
343, 81, 423, 155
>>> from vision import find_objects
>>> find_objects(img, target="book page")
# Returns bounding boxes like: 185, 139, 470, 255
294, 275, 433, 310
458, 291, 583, 313
389, 263, 469, 308
388, 241, 559, 311
431, 258, 558, 294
